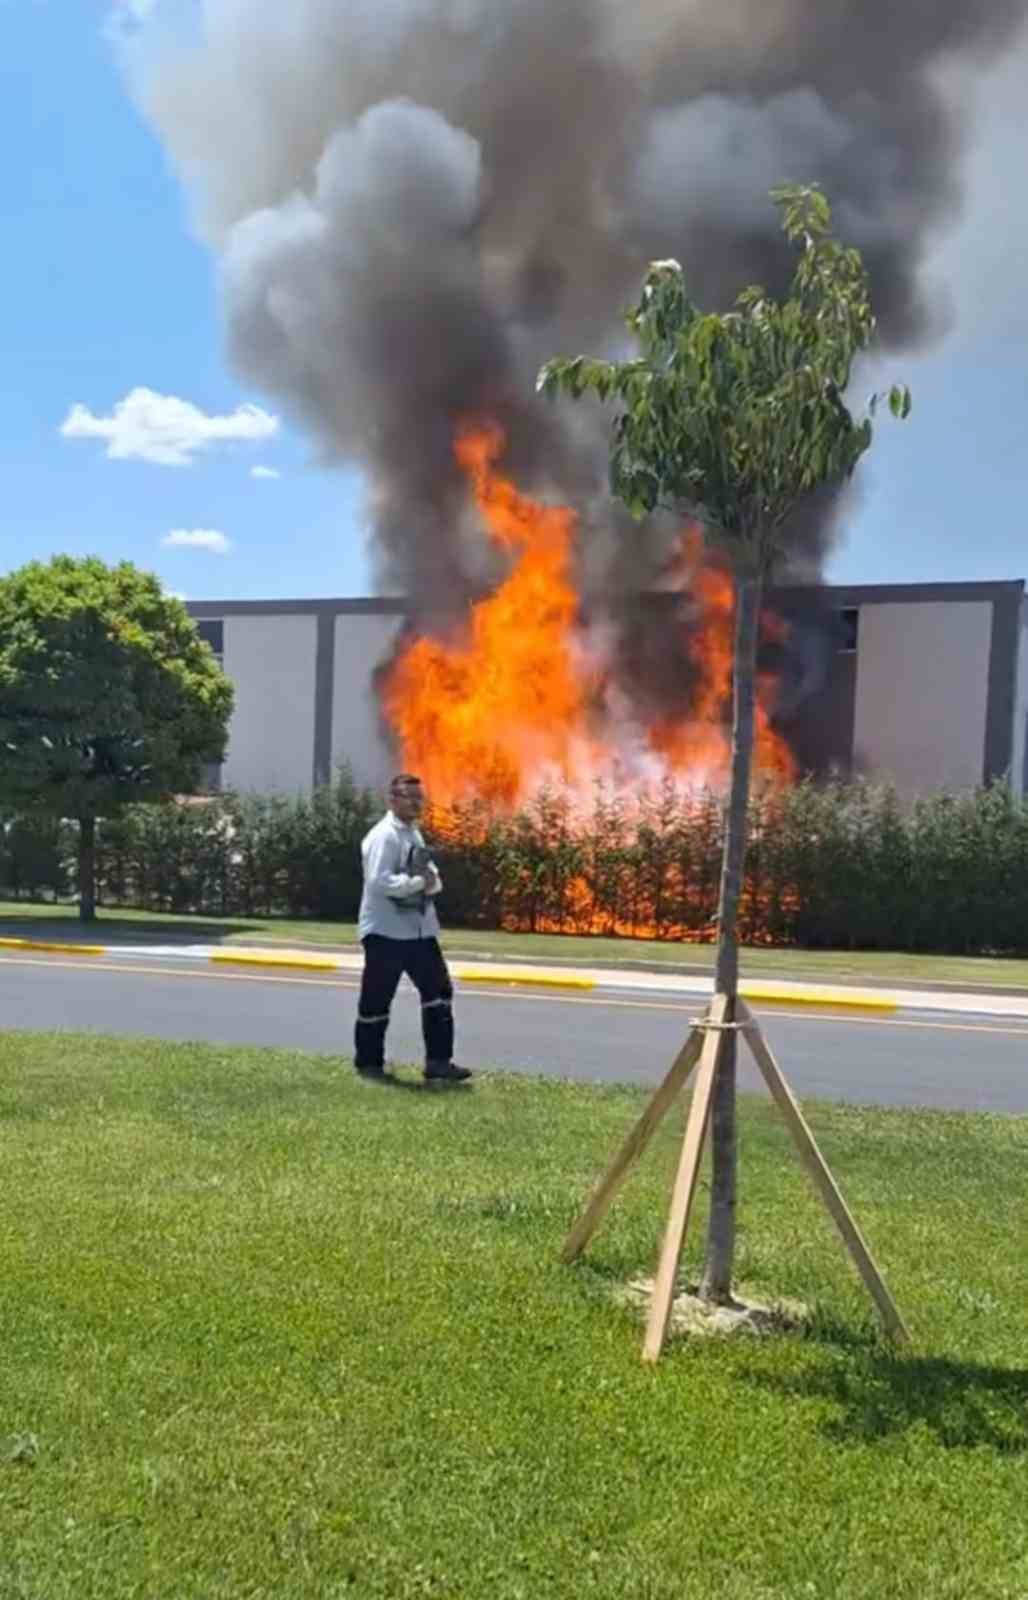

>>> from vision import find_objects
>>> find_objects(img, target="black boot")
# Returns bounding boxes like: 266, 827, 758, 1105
424, 1060, 472, 1084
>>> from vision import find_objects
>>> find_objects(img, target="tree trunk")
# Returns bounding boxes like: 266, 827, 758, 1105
700, 570, 762, 1305
78, 815, 97, 925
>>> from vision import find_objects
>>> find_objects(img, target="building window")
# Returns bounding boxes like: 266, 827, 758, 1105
839, 608, 859, 653
197, 619, 224, 658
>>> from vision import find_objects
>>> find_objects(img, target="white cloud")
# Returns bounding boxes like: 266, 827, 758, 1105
251, 465, 281, 480
61, 388, 279, 467
162, 529, 233, 556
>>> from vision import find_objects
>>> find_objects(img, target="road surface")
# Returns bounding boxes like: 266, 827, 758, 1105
2, 951, 1026, 1113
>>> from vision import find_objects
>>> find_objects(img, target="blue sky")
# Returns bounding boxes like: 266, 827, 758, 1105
2, 2, 1025, 602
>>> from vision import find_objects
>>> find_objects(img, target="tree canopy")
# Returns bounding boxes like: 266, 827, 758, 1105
0, 556, 233, 820
538, 184, 911, 575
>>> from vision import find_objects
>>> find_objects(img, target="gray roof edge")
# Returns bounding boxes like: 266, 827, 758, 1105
186, 597, 408, 618
186, 580, 1026, 619
770, 579, 1025, 607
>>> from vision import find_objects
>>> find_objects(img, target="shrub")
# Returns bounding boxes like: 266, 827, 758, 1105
5, 774, 1028, 953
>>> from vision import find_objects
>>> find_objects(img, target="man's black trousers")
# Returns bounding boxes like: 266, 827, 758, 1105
354, 935, 455, 1070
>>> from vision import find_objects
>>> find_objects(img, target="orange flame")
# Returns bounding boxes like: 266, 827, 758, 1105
647, 529, 795, 783
383, 424, 794, 811
383, 423, 598, 807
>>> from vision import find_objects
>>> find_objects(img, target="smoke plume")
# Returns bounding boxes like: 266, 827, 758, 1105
137, 0, 1027, 608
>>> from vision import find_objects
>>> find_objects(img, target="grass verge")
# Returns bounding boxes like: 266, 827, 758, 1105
2, 900, 1028, 990
2, 1031, 1027, 1599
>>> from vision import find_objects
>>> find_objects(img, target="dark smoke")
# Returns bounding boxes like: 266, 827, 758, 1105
137, 0, 1027, 619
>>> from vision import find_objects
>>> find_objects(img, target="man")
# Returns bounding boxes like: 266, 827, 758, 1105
354, 774, 471, 1084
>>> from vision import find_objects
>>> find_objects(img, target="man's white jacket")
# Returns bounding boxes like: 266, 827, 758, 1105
357, 811, 442, 941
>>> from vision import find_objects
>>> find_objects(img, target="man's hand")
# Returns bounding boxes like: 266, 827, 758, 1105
423, 865, 442, 896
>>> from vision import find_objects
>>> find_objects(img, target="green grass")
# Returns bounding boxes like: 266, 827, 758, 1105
2, 898, 1028, 989
3, 1032, 1028, 1600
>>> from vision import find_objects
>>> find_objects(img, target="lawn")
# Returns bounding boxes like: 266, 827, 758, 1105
2, 1032, 1027, 1599
2, 899, 1028, 990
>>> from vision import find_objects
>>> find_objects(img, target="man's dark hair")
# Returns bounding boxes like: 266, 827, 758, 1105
390, 773, 423, 794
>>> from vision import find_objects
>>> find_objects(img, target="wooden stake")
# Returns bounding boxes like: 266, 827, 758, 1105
642, 996, 730, 1363
738, 1001, 909, 1344
561, 1021, 707, 1264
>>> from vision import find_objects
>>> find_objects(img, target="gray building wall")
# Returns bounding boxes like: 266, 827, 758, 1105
852, 601, 993, 796
773, 580, 1026, 796
221, 614, 318, 794
331, 611, 405, 791
188, 582, 1027, 799
189, 599, 405, 795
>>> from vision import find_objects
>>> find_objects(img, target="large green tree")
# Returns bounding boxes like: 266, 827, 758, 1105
539, 186, 910, 1303
0, 557, 233, 922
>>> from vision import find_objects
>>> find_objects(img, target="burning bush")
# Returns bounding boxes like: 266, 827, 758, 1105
383, 424, 795, 810
9, 774, 1026, 957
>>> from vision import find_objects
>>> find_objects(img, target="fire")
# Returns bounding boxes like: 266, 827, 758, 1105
647, 530, 795, 784
383, 423, 598, 808
383, 424, 794, 811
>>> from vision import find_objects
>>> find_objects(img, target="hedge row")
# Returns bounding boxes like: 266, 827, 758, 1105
3, 775, 1028, 953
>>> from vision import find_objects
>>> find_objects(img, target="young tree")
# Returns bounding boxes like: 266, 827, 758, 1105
0, 557, 233, 923
539, 186, 910, 1303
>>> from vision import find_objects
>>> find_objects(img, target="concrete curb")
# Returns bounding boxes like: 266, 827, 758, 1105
0, 936, 106, 957
202, 949, 883, 1003
739, 980, 897, 1014
209, 949, 341, 973
7, 937, 1028, 1018
454, 967, 595, 992
209, 948, 597, 990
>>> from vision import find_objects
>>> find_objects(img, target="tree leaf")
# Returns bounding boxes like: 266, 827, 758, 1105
889, 384, 913, 420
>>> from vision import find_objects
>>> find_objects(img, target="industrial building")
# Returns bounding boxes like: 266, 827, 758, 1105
186, 579, 1028, 801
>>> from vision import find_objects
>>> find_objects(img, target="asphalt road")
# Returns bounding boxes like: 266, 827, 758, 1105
3, 951, 1027, 1114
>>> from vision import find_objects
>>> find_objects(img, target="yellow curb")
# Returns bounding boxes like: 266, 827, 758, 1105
454, 967, 596, 991
210, 950, 342, 973
740, 980, 897, 1013
0, 936, 106, 957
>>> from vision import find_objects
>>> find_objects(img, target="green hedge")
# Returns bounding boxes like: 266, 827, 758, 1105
3, 775, 1028, 953
0, 816, 67, 903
